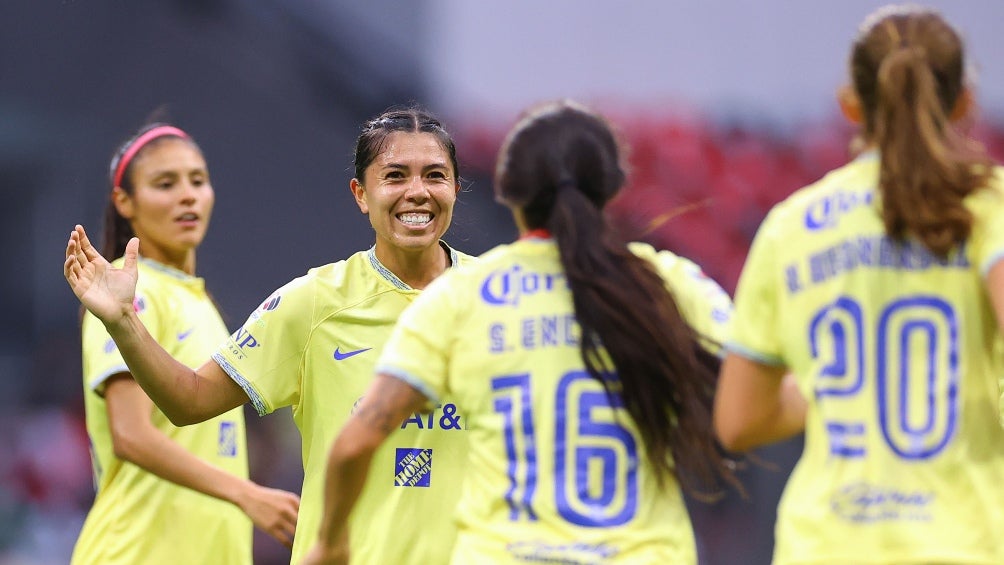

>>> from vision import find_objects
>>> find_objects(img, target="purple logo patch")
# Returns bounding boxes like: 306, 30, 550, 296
394, 448, 432, 487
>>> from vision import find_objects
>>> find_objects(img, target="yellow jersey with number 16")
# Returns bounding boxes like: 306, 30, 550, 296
379, 238, 732, 564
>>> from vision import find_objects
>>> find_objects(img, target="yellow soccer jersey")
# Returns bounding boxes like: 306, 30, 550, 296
729, 153, 1004, 564
378, 238, 732, 564
212, 243, 475, 565
74, 257, 251, 565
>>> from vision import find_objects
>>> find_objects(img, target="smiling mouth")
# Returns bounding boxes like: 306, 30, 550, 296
397, 212, 432, 226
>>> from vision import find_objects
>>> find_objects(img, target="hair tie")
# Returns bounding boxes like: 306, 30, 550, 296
112, 126, 189, 188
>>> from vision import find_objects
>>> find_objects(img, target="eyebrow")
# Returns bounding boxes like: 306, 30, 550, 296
382, 161, 449, 172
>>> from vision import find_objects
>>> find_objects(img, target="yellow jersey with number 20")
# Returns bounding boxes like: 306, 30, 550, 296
729, 153, 1004, 565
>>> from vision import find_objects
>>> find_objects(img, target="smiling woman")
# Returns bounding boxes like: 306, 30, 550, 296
64, 107, 477, 565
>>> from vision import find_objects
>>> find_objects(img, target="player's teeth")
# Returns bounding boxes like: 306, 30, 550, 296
399, 213, 431, 225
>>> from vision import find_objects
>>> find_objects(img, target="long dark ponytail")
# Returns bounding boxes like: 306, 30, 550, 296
495, 100, 738, 494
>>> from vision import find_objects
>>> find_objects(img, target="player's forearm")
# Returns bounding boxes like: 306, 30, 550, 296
715, 355, 806, 451
103, 312, 206, 425
316, 433, 375, 549
114, 420, 252, 508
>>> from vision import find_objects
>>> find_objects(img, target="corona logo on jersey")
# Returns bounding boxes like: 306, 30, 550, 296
480, 263, 569, 307
804, 189, 874, 231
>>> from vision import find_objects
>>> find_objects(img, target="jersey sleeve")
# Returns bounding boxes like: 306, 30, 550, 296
81, 278, 165, 396
212, 276, 312, 416
631, 243, 733, 354
727, 212, 786, 366
968, 173, 1004, 277
376, 270, 462, 407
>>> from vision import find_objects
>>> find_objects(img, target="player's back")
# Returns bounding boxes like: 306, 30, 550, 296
743, 153, 1004, 564
408, 237, 731, 564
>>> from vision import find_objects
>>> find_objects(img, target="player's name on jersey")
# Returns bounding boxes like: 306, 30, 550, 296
785, 235, 971, 295
488, 314, 580, 354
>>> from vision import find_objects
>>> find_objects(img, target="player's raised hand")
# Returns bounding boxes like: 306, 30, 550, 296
64, 224, 140, 324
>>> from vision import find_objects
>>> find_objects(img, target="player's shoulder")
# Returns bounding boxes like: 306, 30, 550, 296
444, 241, 478, 267
759, 156, 878, 238
968, 165, 1004, 205
627, 241, 701, 278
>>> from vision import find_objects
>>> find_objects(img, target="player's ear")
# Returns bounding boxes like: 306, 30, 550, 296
112, 187, 134, 219
350, 178, 368, 214
838, 84, 863, 125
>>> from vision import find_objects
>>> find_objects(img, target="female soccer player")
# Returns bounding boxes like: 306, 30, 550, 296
303, 100, 740, 564
69, 123, 300, 564
64, 108, 476, 564
715, 5, 1004, 564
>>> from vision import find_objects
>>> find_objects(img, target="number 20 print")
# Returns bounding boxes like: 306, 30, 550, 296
810, 295, 959, 460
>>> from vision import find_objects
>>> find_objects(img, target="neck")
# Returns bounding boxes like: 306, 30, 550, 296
373, 241, 449, 290
139, 245, 196, 275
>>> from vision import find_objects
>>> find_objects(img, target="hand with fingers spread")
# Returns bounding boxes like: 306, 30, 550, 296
238, 482, 301, 550
64, 224, 140, 325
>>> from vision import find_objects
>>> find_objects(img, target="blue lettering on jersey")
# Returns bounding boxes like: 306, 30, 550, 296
805, 189, 874, 231
234, 328, 260, 349
786, 236, 970, 295
830, 482, 934, 523
489, 315, 580, 354
490, 323, 509, 353
218, 421, 238, 457
400, 403, 466, 430
481, 264, 568, 307
394, 448, 433, 487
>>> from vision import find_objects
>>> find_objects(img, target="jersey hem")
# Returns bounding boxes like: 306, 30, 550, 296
212, 353, 270, 416
980, 249, 1004, 277
87, 365, 130, 395
724, 343, 785, 366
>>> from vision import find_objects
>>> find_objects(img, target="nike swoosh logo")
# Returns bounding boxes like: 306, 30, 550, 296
177, 328, 195, 341
333, 347, 372, 361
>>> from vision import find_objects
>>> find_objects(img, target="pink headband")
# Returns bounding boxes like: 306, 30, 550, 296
112, 126, 190, 188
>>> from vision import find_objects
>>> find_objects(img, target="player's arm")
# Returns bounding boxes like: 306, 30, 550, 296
986, 260, 1004, 423
302, 374, 429, 565
987, 260, 1004, 338
714, 354, 806, 452
103, 374, 300, 547
65, 225, 247, 425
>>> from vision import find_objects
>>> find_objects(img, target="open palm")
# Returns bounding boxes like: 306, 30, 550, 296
64, 224, 140, 324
